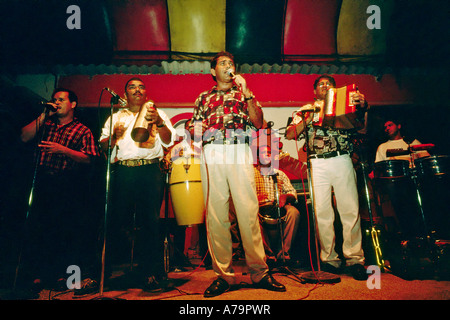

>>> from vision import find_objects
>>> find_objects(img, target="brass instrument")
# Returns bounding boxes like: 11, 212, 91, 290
131, 100, 156, 142
361, 160, 385, 270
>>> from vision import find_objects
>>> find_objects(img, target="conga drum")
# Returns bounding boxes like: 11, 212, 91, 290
373, 160, 423, 238
373, 160, 410, 180
169, 156, 205, 226
414, 155, 450, 239
414, 155, 449, 177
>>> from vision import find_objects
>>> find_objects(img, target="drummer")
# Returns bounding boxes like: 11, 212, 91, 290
375, 117, 430, 166
162, 120, 210, 270
254, 144, 300, 265
164, 119, 202, 165
373, 117, 430, 238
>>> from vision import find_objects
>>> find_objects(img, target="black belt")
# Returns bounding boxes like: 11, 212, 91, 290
308, 150, 349, 159
116, 158, 160, 167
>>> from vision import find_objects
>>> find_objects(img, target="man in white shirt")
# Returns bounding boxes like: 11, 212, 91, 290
99, 77, 175, 292
374, 118, 430, 239
375, 119, 430, 165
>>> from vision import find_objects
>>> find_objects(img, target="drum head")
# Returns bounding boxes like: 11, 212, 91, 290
414, 155, 449, 177
374, 160, 410, 179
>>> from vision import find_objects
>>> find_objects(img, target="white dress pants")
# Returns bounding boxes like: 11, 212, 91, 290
310, 154, 364, 267
201, 144, 268, 284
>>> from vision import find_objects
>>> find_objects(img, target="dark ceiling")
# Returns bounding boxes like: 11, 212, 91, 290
0, 0, 449, 74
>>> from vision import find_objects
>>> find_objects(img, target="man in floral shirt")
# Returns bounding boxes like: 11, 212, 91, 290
286, 75, 369, 281
189, 51, 285, 297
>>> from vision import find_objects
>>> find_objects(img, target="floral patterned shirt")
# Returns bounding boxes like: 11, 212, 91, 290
289, 102, 353, 155
189, 85, 262, 141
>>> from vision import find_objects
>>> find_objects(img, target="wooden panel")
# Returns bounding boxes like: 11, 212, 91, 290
284, 0, 342, 60
167, 0, 225, 57
337, 0, 394, 58
226, 0, 285, 63
111, 0, 169, 63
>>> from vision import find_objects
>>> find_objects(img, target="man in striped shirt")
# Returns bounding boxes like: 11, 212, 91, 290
20, 88, 99, 293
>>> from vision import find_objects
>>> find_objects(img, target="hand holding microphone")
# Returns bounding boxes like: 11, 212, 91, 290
227, 69, 236, 78
40, 101, 58, 113
227, 69, 254, 100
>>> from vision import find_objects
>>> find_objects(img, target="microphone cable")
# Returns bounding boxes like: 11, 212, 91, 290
291, 110, 322, 284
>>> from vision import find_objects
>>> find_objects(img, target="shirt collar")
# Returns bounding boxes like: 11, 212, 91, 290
210, 84, 239, 95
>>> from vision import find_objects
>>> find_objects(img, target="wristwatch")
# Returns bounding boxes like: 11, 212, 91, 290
157, 120, 166, 128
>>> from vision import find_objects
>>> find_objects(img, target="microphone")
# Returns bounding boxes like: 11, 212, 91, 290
226, 69, 236, 78
104, 88, 127, 107
39, 101, 57, 112
299, 105, 321, 113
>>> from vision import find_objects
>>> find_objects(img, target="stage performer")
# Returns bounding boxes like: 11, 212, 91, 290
99, 77, 175, 292
20, 88, 99, 295
285, 75, 369, 280
188, 51, 286, 297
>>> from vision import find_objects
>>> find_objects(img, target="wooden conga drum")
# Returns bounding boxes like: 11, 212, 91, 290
169, 156, 205, 226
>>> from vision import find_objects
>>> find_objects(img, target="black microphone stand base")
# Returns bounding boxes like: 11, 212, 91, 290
300, 271, 341, 284
275, 264, 306, 284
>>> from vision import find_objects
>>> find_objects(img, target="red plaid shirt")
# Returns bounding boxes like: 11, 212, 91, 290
254, 166, 297, 206
39, 117, 99, 172
189, 85, 261, 140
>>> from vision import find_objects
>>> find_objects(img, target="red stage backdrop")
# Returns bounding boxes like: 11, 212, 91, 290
58, 73, 415, 109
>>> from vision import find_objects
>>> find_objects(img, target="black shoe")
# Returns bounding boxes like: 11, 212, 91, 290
51, 278, 68, 292
349, 264, 368, 281
321, 263, 342, 274
12, 280, 42, 300
266, 256, 277, 269
204, 278, 230, 298
73, 278, 99, 296
143, 276, 163, 292
254, 274, 286, 292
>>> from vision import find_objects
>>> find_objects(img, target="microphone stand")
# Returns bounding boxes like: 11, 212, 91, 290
163, 166, 171, 274
12, 106, 50, 293
408, 147, 430, 238
407, 146, 438, 268
357, 139, 385, 271
97, 95, 119, 298
270, 172, 303, 282
297, 111, 340, 284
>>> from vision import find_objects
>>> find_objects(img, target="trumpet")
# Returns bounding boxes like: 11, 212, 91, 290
131, 100, 156, 142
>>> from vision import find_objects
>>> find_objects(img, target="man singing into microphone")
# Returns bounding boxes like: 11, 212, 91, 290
188, 51, 285, 297
286, 75, 369, 280
20, 88, 99, 295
